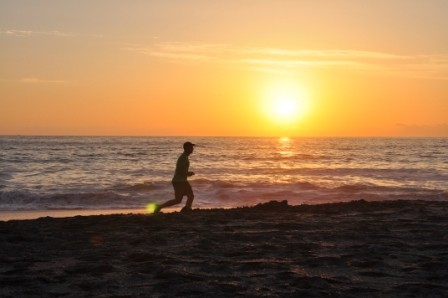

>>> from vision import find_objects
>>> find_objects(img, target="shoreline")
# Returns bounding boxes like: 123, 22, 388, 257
2, 197, 447, 222
0, 206, 233, 222
1, 199, 448, 297
0, 208, 154, 222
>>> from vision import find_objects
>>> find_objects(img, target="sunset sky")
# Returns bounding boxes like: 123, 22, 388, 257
1, 0, 447, 137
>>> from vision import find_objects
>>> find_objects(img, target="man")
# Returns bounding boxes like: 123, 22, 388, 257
155, 142, 196, 213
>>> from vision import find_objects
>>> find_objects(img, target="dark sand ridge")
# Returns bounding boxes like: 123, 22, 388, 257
1, 200, 448, 297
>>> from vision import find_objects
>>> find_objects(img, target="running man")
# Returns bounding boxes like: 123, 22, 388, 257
156, 142, 196, 213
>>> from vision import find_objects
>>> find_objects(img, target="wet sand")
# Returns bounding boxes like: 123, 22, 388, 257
1, 200, 448, 297
0, 209, 149, 222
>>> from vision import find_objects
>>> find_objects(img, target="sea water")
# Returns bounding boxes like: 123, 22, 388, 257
1, 136, 447, 215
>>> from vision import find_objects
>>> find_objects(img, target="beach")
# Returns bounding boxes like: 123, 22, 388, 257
1, 200, 448, 297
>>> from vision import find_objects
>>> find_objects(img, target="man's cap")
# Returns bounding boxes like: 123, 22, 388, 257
183, 141, 196, 149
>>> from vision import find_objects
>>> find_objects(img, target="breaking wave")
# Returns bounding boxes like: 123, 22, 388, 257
1, 180, 446, 211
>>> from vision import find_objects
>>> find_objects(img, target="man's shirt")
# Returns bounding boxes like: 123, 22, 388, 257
172, 152, 190, 183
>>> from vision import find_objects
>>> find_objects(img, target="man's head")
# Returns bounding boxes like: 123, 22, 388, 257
183, 141, 195, 155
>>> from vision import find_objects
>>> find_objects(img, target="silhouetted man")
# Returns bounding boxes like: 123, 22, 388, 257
156, 142, 195, 213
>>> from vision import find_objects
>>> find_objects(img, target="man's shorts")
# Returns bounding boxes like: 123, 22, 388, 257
172, 181, 194, 198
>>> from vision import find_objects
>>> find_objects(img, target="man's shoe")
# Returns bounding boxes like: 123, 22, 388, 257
181, 206, 192, 213
153, 204, 161, 214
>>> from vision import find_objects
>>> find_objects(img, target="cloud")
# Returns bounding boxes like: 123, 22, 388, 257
243, 48, 406, 60
0, 30, 33, 37
0, 29, 73, 37
123, 42, 232, 63
124, 42, 448, 80
240, 48, 448, 79
0, 29, 103, 38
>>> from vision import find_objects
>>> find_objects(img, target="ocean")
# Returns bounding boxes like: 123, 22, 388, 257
1, 136, 447, 217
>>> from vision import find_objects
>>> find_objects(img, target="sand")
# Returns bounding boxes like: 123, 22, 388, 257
1, 200, 448, 297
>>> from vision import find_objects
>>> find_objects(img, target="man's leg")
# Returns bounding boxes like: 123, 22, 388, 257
158, 196, 182, 210
183, 182, 194, 210
156, 182, 184, 212
156, 188, 183, 213
184, 193, 194, 209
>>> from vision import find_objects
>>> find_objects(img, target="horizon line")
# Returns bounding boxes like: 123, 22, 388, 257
1, 134, 446, 139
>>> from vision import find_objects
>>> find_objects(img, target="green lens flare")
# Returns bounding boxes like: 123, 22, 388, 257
146, 203, 157, 214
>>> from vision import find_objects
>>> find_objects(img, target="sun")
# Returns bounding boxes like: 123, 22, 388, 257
262, 81, 309, 125
273, 94, 299, 120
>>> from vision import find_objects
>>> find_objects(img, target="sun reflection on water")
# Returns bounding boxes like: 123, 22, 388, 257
278, 137, 294, 157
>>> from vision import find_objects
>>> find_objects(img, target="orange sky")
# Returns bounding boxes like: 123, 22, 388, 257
1, 1, 447, 137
